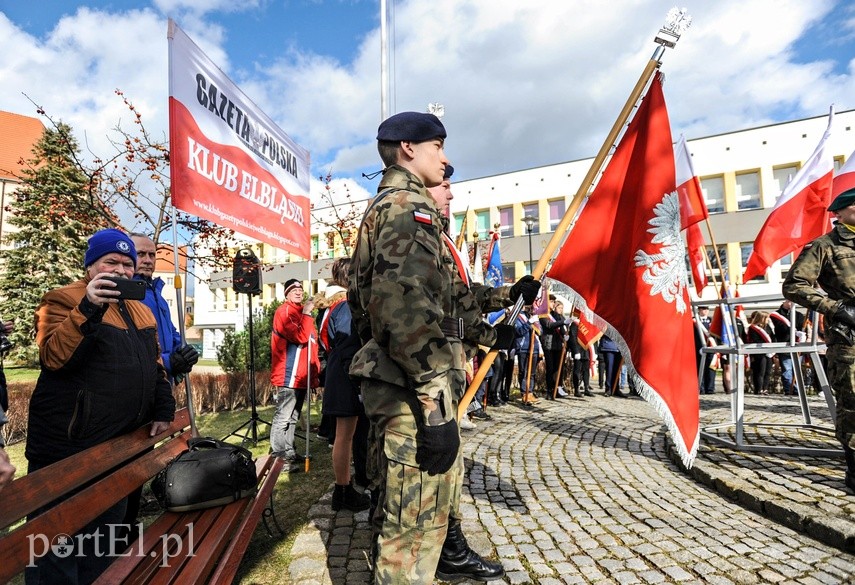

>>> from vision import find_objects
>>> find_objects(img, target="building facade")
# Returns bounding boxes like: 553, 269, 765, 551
191, 109, 855, 357
0, 111, 45, 253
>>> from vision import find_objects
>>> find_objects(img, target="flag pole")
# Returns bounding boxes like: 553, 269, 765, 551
457, 11, 691, 420
171, 207, 198, 437
704, 217, 728, 294
702, 246, 721, 299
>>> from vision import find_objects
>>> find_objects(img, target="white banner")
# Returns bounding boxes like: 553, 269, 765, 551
167, 20, 312, 258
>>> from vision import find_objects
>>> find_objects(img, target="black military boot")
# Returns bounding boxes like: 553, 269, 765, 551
435, 519, 505, 582
844, 446, 855, 493
332, 483, 370, 512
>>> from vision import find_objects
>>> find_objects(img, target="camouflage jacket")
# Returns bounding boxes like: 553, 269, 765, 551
348, 165, 511, 407
782, 223, 855, 323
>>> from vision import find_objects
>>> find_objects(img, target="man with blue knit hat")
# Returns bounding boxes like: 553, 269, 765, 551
784, 186, 855, 494
349, 112, 540, 583
130, 233, 198, 383
24, 228, 175, 583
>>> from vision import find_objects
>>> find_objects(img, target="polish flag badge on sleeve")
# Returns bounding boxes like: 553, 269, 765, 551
414, 210, 433, 225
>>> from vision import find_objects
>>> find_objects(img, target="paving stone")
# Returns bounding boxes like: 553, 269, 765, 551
281, 393, 855, 584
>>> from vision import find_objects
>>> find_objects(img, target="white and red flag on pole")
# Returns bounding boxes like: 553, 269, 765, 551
674, 135, 708, 294
742, 108, 835, 282
547, 73, 699, 466
167, 20, 312, 258
832, 147, 855, 199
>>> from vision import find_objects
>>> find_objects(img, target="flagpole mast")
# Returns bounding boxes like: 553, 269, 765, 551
457, 9, 692, 420
703, 244, 721, 299
704, 218, 728, 294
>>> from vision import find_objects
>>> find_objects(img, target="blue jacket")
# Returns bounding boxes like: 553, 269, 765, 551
135, 275, 182, 376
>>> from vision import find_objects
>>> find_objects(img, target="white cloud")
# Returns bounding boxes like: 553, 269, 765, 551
1, 0, 853, 199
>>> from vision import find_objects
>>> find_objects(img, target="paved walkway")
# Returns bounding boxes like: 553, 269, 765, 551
287, 391, 855, 584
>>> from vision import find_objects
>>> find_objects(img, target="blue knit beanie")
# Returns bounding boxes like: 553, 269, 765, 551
84, 229, 137, 268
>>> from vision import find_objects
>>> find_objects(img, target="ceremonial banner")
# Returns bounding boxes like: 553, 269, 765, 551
531, 279, 550, 318
547, 73, 699, 466
674, 136, 708, 294
167, 20, 311, 258
485, 232, 504, 287
709, 281, 737, 346
833, 147, 855, 199
576, 310, 603, 349
743, 108, 834, 282
473, 240, 484, 284
674, 135, 708, 229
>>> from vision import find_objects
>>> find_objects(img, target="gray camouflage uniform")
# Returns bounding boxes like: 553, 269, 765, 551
782, 223, 855, 449
349, 165, 511, 584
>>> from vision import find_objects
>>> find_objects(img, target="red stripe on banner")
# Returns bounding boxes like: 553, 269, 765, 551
169, 99, 311, 259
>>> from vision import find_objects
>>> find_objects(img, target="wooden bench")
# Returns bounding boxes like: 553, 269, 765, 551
0, 408, 284, 584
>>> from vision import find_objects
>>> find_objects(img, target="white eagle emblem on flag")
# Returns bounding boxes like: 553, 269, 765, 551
633, 191, 689, 313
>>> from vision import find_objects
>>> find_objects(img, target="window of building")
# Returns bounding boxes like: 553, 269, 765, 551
772, 164, 799, 200
475, 210, 490, 240
501, 262, 515, 284
735, 170, 761, 210
740, 242, 765, 281
780, 252, 793, 278
454, 213, 465, 238
521, 203, 539, 235
311, 235, 319, 259
706, 244, 727, 275
548, 199, 565, 232
498, 207, 513, 237
701, 176, 725, 214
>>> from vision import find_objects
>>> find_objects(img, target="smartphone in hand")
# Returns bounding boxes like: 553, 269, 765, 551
103, 276, 146, 301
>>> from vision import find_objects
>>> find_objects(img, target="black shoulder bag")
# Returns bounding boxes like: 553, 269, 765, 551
151, 437, 258, 512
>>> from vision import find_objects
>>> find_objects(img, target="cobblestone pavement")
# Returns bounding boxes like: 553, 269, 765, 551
287, 391, 855, 584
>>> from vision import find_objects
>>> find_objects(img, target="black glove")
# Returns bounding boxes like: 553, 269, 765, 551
415, 419, 460, 475
510, 275, 541, 305
170, 345, 199, 375
492, 324, 516, 350
836, 304, 855, 329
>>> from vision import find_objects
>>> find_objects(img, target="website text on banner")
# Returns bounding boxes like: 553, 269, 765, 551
167, 20, 311, 259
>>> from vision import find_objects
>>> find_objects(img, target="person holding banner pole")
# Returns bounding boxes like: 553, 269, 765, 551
348, 112, 539, 584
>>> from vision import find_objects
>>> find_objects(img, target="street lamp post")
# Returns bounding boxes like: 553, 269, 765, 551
522, 215, 537, 275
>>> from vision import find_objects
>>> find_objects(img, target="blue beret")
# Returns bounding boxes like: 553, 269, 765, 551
84, 228, 137, 268
377, 112, 446, 142
828, 187, 855, 212
443, 164, 454, 180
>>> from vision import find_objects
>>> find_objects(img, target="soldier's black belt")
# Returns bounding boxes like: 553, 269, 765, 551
440, 317, 465, 339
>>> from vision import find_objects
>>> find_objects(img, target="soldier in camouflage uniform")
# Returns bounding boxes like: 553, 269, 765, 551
348, 111, 539, 583
783, 186, 855, 492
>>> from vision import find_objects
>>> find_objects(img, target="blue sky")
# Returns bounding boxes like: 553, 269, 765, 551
1, 0, 854, 208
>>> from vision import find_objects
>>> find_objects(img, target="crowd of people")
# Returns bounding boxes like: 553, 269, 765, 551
4, 109, 855, 585
693, 299, 817, 397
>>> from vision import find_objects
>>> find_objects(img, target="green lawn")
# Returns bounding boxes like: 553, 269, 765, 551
4, 400, 335, 584
2, 366, 39, 383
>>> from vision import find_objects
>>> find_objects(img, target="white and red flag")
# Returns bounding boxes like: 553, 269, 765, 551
167, 20, 312, 258
547, 72, 698, 466
674, 135, 709, 294
832, 147, 855, 199
742, 108, 835, 282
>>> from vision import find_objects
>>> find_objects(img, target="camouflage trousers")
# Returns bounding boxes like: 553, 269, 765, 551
362, 379, 463, 585
824, 344, 855, 450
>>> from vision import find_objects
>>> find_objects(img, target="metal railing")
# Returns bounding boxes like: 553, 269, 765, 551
693, 294, 840, 457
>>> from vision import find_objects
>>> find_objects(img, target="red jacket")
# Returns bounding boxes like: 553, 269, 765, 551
270, 300, 320, 389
